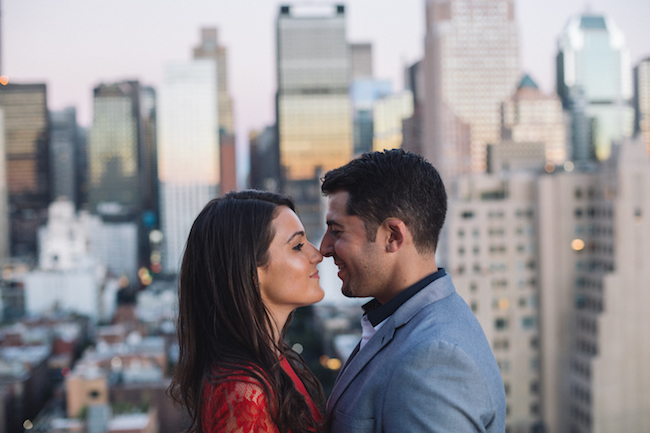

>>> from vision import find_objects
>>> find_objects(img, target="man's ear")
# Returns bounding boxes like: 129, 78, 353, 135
383, 218, 407, 252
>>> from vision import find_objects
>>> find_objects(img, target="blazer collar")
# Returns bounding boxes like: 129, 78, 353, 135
326, 274, 456, 412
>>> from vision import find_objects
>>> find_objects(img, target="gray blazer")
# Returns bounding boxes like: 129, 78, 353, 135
326, 274, 506, 432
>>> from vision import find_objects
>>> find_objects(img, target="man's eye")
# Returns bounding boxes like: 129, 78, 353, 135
293, 243, 304, 251
330, 230, 341, 237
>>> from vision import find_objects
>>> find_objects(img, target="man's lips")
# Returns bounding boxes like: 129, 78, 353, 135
310, 270, 319, 279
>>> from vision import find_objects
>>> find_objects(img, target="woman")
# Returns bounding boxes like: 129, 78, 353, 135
169, 190, 326, 432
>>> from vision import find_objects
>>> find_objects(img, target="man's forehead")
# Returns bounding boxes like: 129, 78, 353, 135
326, 191, 349, 218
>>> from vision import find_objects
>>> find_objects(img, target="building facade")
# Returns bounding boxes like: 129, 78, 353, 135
501, 75, 567, 166
0, 83, 50, 257
158, 59, 219, 274
193, 27, 237, 192
634, 57, 650, 156
49, 107, 79, 205
276, 3, 353, 240
443, 173, 543, 432
423, 0, 519, 180
557, 13, 634, 162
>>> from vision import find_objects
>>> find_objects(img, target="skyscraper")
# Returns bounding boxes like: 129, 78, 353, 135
276, 4, 353, 240
49, 107, 79, 204
158, 59, 219, 274
557, 13, 634, 162
444, 173, 543, 432
88, 81, 141, 212
501, 75, 567, 166
634, 57, 650, 156
373, 91, 413, 152
539, 138, 650, 432
0, 108, 8, 263
88, 81, 158, 268
193, 27, 237, 192
0, 83, 50, 256
423, 0, 519, 180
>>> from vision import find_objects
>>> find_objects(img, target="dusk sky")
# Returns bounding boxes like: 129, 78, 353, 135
4, 0, 650, 186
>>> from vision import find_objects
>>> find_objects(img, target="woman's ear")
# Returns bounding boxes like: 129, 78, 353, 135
383, 218, 407, 252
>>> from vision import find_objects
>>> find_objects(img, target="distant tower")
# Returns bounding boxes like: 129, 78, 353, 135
0, 83, 50, 257
634, 57, 650, 156
556, 13, 634, 162
423, 0, 520, 181
49, 107, 79, 204
276, 4, 353, 240
0, 108, 8, 262
539, 138, 650, 432
158, 59, 219, 274
88, 81, 158, 267
500, 74, 567, 167
193, 28, 237, 193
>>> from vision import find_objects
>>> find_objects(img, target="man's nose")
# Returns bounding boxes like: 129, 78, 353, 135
320, 233, 334, 257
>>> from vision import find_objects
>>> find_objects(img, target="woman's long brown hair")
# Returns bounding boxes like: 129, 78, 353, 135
168, 190, 325, 432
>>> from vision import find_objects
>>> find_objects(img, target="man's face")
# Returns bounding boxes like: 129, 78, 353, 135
320, 191, 386, 299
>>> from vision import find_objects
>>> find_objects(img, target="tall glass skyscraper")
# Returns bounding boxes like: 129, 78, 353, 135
194, 28, 237, 193
557, 13, 634, 162
0, 83, 50, 256
276, 4, 353, 240
88, 81, 158, 268
276, 4, 352, 181
423, 0, 520, 180
158, 59, 219, 274
88, 82, 142, 212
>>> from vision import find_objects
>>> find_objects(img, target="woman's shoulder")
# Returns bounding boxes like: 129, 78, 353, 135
202, 366, 279, 433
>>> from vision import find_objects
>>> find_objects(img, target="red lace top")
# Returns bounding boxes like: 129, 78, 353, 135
201, 357, 323, 432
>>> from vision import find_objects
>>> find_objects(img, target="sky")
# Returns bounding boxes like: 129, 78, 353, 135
4, 0, 650, 187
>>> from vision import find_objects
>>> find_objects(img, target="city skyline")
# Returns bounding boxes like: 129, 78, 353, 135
4, 0, 650, 186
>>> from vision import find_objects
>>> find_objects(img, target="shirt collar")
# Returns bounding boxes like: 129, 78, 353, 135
361, 268, 446, 327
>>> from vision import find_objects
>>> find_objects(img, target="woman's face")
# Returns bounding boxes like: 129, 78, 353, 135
258, 206, 324, 318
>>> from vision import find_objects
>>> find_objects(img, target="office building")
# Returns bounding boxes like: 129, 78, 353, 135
0, 108, 8, 263
402, 60, 425, 155
349, 77, 392, 155
49, 107, 79, 204
88, 81, 158, 269
88, 81, 142, 213
634, 57, 650, 156
349, 42, 372, 79
423, 0, 519, 180
193, 27, 237, 192
539, 138, 650, 433
444, 173, 543, 432
373, 91, 413, 152
557, 13, 634, 162
249, 125, 280, 192
158, 59, 219, 274
501, 75, 567, 166
276, 4, 353, 240
0, 83, 50, 257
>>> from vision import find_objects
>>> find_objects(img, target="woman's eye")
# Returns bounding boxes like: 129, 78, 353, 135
293, 243, 304, 251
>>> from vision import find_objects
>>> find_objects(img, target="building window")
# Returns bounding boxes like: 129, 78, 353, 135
521, 316, 537, 329
495, 318, 508, 330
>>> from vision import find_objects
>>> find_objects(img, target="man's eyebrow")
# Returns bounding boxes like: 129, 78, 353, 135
286, 231, 304, 244
326, 220, 343, 228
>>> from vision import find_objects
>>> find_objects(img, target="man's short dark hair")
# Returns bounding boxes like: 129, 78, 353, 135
321, 149, 447, 253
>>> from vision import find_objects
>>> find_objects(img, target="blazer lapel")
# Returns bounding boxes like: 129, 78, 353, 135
326, 321, 397, 412
326, 274, 457, 413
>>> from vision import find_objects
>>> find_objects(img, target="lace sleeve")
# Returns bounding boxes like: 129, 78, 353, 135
203, 377, 280, 433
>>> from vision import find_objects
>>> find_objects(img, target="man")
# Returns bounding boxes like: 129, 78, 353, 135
320, 149, 506, 432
